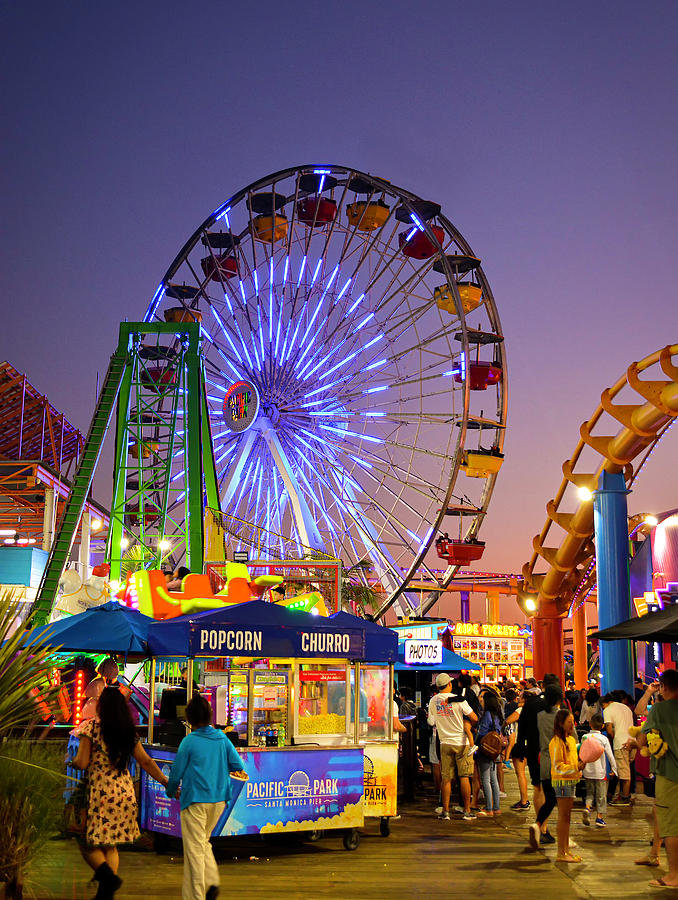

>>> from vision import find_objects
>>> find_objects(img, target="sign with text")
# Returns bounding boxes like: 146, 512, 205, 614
189, 622, 364, 658
141, 746, 364, 837
404, 639, 442, 665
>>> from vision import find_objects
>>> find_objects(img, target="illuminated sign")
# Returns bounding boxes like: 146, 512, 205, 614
223, 380, 259, 433
404, 639, 443, 665
452, 622, 524, 638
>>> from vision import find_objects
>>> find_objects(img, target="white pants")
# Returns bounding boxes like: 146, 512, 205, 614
180, 801, 225, 900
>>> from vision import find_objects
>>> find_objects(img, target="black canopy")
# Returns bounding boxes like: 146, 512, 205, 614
591, 605, 678, 642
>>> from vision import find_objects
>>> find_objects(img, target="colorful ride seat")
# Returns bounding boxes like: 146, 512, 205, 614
460, 449, 504, 478
252, 214, 288, 243
454, 361, 502, 391
435, 536, 486, 566
200, 253, 238, 281
434, 282, 483, 315
399, 224, 444, 259
346, 200, 390, 231
297, 196, 337, 226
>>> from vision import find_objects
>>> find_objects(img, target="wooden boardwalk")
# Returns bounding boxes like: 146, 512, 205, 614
23, 781, 670, 899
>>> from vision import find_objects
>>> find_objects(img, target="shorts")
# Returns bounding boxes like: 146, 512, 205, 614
440, 744, 474, 781
553, 782, 578, 799
429, 734, 439, 766
615, 747, 631, 781
511, 743, 526, 761
655, 775, 678, 838
527, 753, 541, 787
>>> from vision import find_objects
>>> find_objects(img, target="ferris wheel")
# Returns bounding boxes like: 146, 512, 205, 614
143, 165, 507, 618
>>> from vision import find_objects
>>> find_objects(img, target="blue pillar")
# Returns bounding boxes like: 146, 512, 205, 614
593, 470, 634, 695
460, 591, 470, 623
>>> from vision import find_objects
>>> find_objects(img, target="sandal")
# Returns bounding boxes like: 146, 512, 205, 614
650, 879, 678, 888
636, 856, 661, 867
556, 853, 582, 863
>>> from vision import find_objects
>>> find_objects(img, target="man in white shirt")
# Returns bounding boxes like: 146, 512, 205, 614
602, 693, 634, 803
427, 673, 477, 821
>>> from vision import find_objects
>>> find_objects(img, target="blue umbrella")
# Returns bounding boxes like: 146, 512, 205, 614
23, 601, 153, 655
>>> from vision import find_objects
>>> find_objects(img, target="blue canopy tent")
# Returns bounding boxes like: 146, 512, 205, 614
147, 599, 398, 661
20, 601, 154, 656
394, 645, 480, 672
329, 611, 398, 663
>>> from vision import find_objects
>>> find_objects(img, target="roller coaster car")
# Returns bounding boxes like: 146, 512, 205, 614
200, 253, 238, 281
134, 566, 284, 620
164, 306, 203, 324
454, 361, 502, 391
399, 224, 444, 260
252, 214, 289, 243
140, 366, 177, 389
346, 200, 390, 231
435, 536, 486, 566
129, 441, 159, 460
125, 508, 159, 527
460, 448, 504, 478
297, 196, 337, 226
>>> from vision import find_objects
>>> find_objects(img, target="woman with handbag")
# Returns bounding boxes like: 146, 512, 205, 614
476, 690, 505, 817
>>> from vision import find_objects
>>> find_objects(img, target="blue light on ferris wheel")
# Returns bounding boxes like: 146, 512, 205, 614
362, 358, 387, 372
310, 258, 323, 287
297, 254, 307, 282
353, 312, 374, 332
147, 283, 166, 320
347, 293, 366, 315
283, 255, 290, 286
363, 385, 388, 394
269, 258, 274, 341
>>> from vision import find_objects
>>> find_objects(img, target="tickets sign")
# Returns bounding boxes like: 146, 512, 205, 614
404, 639, 442, 665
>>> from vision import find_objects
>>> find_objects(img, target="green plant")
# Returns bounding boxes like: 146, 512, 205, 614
341, 561, 378, 615
0, 741, 66, 898
120, 543, 154, 580
0, 592, 60, 736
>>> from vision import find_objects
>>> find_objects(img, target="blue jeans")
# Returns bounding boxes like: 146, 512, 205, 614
478, 755, 500, 811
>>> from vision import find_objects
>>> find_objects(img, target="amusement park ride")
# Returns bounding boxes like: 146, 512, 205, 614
32, 164, 507, 625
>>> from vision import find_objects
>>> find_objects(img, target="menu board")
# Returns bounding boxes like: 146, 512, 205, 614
453, 636, 525, 665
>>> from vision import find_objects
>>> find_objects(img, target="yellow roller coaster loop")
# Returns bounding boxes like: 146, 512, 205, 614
522, 344, 678, 619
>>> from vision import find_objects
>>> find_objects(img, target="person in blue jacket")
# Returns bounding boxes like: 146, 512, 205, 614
166, 694, 247, 900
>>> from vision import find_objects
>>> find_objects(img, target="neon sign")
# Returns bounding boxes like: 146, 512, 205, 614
223, 380, 259, 433
452, 622, 524, 638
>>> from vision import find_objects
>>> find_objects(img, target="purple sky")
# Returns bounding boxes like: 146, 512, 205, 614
2, 2, 677, 620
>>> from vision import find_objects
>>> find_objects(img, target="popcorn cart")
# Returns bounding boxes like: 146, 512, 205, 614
140, 601, 398, 850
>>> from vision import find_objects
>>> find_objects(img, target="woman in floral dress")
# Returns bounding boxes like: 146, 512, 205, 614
73, 686, 168, 899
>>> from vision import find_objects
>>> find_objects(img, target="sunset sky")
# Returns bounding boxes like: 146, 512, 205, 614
2, 1, 676, 623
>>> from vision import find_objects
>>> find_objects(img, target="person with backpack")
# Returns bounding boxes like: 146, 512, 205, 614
476, 690, 504, 817
580, 713, 617, 827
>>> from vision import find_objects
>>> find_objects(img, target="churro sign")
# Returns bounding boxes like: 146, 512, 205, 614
404, 639, 442, 665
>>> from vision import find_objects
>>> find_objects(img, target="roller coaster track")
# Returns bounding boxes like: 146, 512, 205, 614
522, 344, 678, 618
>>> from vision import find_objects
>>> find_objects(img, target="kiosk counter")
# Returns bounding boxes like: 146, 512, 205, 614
141, 601, 399, 848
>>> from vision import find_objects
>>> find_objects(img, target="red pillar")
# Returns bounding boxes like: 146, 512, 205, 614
573, 603, 588, 689
532, 616, 564, 684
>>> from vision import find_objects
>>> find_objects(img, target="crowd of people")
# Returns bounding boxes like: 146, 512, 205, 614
397, 668, 678, 884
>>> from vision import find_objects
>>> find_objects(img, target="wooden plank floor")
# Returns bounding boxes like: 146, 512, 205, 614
23, 779, 670, 899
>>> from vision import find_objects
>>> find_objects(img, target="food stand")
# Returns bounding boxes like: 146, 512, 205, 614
393, 620, 533, 686
141, 600, 399, 849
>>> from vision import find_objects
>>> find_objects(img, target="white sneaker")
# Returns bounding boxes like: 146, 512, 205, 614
528, 823, 540, 850
434, 806, 443, 815
453, 805, 465, 814
499, 791, 507, 799
569, 839, 578, 849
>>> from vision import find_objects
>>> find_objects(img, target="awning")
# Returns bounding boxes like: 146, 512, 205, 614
22, 601, 153, 655
147, 599, 397, 661
394, 645, 481, 672
591, 605, 678, 642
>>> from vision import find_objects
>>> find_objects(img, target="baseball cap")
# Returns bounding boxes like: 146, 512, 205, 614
435, 673, 452, 690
